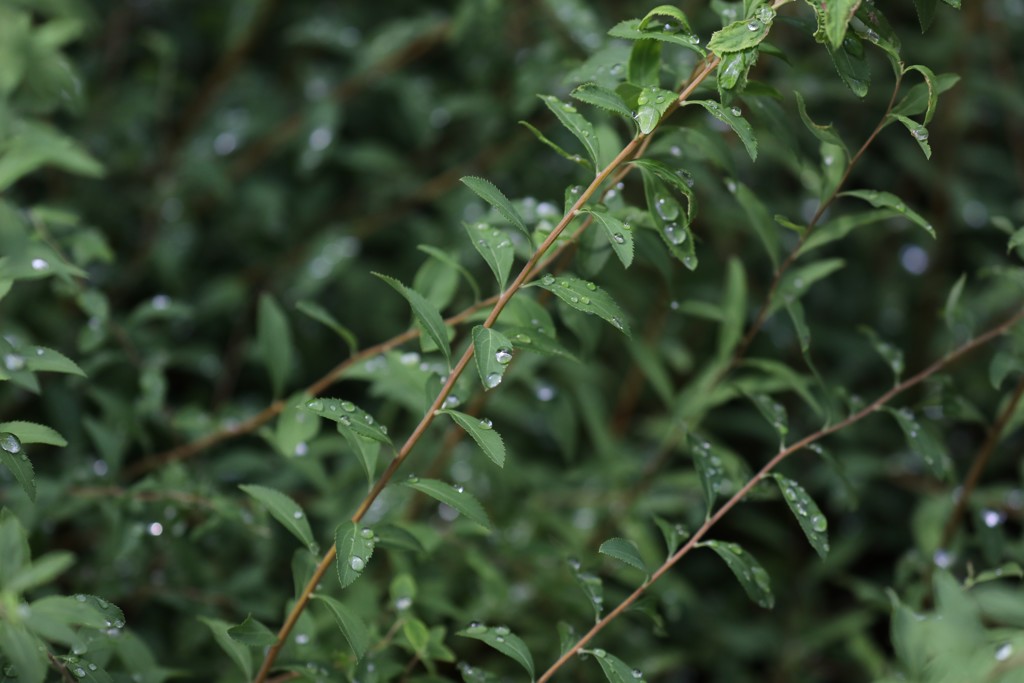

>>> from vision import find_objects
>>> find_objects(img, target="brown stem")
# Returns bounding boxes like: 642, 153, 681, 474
538, 306, 1024, 682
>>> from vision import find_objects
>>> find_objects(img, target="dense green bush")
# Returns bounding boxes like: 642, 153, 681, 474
1, 0, 1023, 681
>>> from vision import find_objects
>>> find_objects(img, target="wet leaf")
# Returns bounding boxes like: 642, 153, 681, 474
239, 484, 317, 553
460, 176, 529, 237
471, 326, 514, 392
533, 273, 631, 336
374, 272, 451, 367
702, 540, 775, 608
402, 478, 491, 530
599, 537, 649, 575
457, 623, 534, 679
772, 474, 831, 558
440, 409, 505, 468
336, 521, 377, 589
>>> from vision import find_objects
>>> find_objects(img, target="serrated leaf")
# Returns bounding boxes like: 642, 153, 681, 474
627, 38, 661, 88
571, 83, 636, 126
607, 19, 705, 54
884, 407, 952, 479
374, 272, 451, 367
0, 433, 34, 500
638, 4, 693, 33
749, 393, 789, 442
683, 100, 758, 160
913, 0, 938, 31
441, 409, 505, 468
23, 346, 85, 377
403, 478, 491, 530
633, 86, 677, 135
826, 34, 870, 98
239, 484, 318, 553
707, 6, 775, 55
653, 516, 690, 558
539, 94, 601, 167
772, 474, 831, 558
227, 614, 277, 647
743, 358, 823, 416
798, 209, 897, 255
717, 47, 758, 97
336, 521, 377, 589
689, 436, 730, 516
769, 258, 846, 314
338, 424, 382, 486
296, 300, 358, 354
4, 551, 74, 594
257, 293, 292, 398
889, 113, 931, 159
460, 176, 529, 237
568, 559, 604, 620
198, 616, 252, 680
638, 166, 697, 269
702, 540, 775, 608
274, 399, 321, 459
533, 273, 630, 335
823, 0, 861, 49
718, 258, 746, 362
457, 624, 534, 679
599, 537, 649, 575
304, 397, 391, 444
841, 190, 934, 237
519, 120, 592, 169
464, 221, 515, 291
581, 208, 634, 268
590, 650, 644, 683
312, 594, 370, 659
471, 326, 514, 392
861, 326, 905, 383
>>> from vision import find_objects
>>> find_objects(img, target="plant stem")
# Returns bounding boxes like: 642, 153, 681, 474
537, 305, 1024, 682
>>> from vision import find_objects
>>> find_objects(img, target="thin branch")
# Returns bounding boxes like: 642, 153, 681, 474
538, 306, 1024, 682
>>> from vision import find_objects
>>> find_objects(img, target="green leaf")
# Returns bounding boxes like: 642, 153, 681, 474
638, 4, 693, 33
581, 208, 634, 268
903, 64, 939, 125
841, 190, 934, 237
501, 325, 578, 361
374, 272, 452, 366
403, 617, 431, 655
717, 47, 758, 98
884, 407, 952, 479
0, 432, 34, 500
1007, 227, 1024, 255
338, 424, 382, 486
599, 537, 649, 575
198, 616, 252, 680
889, 113, 932, 159
296, 300, 358, 355
460, 176, 529, 237
633, 86, 678, 135
23, 346, 85, 377
798, 209, 898, 255
519, 120, 592, 169
0, 421, 66, 447
625, 38, 661, 88
683, 100, 758, 161
539, 94, 601, 167
471, 326, 514, 392
653, 516, 690, 558
718, 258, 747, 362
822, 0, 861, 49
826, 34, 870, 98
733, 180, 780, 268
793, 91, 848, 152
533, 273, 631, 336
707, 6, 775, 55
607, 19, 705, 54
749, 393, 789, 443
0, 622, 46, 683
702, 540, 775, 608
457, 623, 535, 679
860, 326, 905, 383
239, 484, 318, 553
689, 436, 730, 516
637, 166, 697, 269
772, 474, 831, 558
891, 73, 959, 120
964, 562, 1024, 588
571, 83, 636, 126
312, 594, 370, 659
417, 244, 482, 303
336, 521, 377, 589
304, 397, 391, 444
769, 258, 846, 314
402, 477, 491, 530
588, 649, 644, 683
257, 293, 293, 398
0, 120, 104, 192
227, 614, 277, 647
441, 409, 506, 468
5, 551, 74, 594
464, 221, 515, 291
913, 0, 938, 31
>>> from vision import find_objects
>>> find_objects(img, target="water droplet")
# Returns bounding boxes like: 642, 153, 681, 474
495, 348, 513, 364
455, 484, 464, 493
663, 223, 686, 245
444, 395, 462, 408
536, 383, 556, 401
632, 669, 643, 679
912, 127, 929, 142
569, 295, 580, 304
306, 399, 323, 411
542, 274, 556, 285
341, 401, 356, 412
74, 668, 86, 678
294, 441, 308, 457
586, 282, 597, 291
466, 622, 487, 634
292, 510, 303, 520
494, 625, 510, 636
747, 19, 762, 31
479, 418, 493, 429
0, 433, 22, 454
811, 514, 827, 532
593, 648, 607, 658
407, 475, 419, 483
580, 297, 590, 305
755, 5, 775, 22
485, 373, 502, 388
981, 509, 1004, 528
655, 195, 679, 220
514, 332, 531, 344
295, 633, 311, 645
612, 233, 625, 244
3, 354, 25, 371
308, 126, 333, 151
360, 527, 374, 538
996, 642, 1013, 661
395, 596, 412, 610
725, 179, 737, 193
349, 556, 365, 571
932, 548, 953, 568
730, 106, 741, 116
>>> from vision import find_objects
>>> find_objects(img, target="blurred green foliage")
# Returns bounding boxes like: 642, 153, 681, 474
1, 0, 1023, 681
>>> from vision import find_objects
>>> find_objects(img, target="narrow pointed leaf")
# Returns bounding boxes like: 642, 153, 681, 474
798, 209, 898, 255
296, 300, 358, 354
733, 181, 780, 268
889, 113, 931, 159
374, 273, 451, 366
24, 346, 85, 376
683, 100, 758, 160
239, 484, 317, 553
441, 409, 505, 468
460, 176, 528, 237
539, 94, 600, 167
599, 537, 649, 575
571, 83, 636, 125
581, 209, 634, 268
702, 540, 775, 608
471, 326, 514, 392
903, 64, 939, 125
533, 273, 631, 336
639, 168, 697, 269
257, 293, 292, 398
769, 258, 846, 314
417, 244, 481, 302
465, 222, 515, 290
654, 516, 690, 558
303, 398, 391, 445
0, 434, 35, 500
822, 0, 861, 49
689, 436, 730, 515
228, 614, 277, 647
772, 474, 831, 558
312, 594, 370, 659
402, 478, 491, 530
841, 190, 934, 237
633, 86, 677, 135
826, 36, 870, 98
860, 326, 905, 383
944, 274, 967, 332
793, 92, 848, 151
519, 120, 592, 169
638, 5, 693, 33
749, 393, 789, 442
607, 19, 705, 54
884, 407, 952, 479
336, 521, 377, 588
457, 624, 534, 679
707, 7, 775, 54
591, 650, 643, 683
718, 258, 747, 362
198, 617, 252, 680
891, 73, 960, 120
5, 551, 74, 595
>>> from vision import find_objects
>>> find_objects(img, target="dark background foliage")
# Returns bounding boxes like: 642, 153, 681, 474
1, 0, 1023, 681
